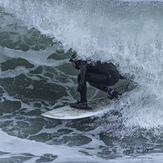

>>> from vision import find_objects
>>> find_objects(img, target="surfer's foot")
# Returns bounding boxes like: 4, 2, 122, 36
70, 101, 89, 110
107, 89, 120, 100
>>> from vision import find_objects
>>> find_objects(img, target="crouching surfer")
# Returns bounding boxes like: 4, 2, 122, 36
69, 53, 124, 110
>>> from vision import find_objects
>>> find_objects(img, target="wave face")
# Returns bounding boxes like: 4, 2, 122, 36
1, 0, 163, 162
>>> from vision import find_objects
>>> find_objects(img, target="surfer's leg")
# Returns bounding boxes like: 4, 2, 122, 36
86, 73, 120, 99
86, 73, 116, 86
88, 82, 108, 92
86, 73, 109, 92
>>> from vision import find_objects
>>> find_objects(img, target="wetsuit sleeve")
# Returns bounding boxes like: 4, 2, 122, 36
78, 61, 87, 92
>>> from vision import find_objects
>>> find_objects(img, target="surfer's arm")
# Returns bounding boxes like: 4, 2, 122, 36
78, 61, 87, 92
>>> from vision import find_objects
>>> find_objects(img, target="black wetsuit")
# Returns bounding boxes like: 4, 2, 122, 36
74, 60, 120, 102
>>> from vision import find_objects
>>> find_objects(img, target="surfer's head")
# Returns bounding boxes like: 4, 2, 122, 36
69, 53, 77, 62
69, 53, 81, 70
69, 53, 77, 68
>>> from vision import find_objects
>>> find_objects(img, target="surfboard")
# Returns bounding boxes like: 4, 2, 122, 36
41, 97, 111, 120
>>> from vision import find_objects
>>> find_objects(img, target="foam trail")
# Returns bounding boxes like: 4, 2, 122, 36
0, 46, 66, 67
2, 128, 162, 163
0, 129, 108, 162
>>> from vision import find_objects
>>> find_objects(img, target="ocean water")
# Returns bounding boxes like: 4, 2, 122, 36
1, 0, 163, 162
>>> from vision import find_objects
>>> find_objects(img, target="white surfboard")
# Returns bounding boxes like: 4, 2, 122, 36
41, 97, 111, 120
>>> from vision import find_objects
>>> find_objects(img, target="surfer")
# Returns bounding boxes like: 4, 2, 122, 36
69, 53, 123, 109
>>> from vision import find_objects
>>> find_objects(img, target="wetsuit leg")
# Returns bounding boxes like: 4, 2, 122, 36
78, 72, 119, 102
88, 82, 108, 92
86, 73, 121, 99
86, 73, 116, 87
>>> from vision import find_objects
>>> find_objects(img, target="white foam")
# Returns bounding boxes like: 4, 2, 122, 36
0, 129, 115, 163
1, 128, 163, 163
0, 129, 89, 161
0, 46, 66, 67
120, 0, 163, 2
